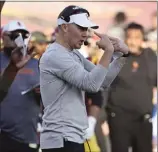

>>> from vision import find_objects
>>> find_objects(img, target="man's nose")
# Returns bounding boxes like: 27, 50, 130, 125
82, 31, 89, 39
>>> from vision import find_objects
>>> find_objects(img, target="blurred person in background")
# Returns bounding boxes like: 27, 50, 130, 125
107, 11, 127, 40
30, 31, 49, 60
105, 22, 157, 152
0, 32, 36, 102
0, 20, 40, 152
29, 31, 50, 152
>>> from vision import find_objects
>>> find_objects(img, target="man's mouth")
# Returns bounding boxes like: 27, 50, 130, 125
79, 40, 84, 45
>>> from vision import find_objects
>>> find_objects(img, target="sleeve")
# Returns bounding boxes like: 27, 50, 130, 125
101, 56, 126, 89
82, 51, 126, 89
42, 51, 108, 92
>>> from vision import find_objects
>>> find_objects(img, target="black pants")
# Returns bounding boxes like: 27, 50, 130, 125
42, 140, 85, 152
0, 131, 39, 152
107, 109, 152, 152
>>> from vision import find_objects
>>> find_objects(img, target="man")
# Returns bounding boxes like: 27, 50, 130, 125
29, 31, 49, 151
53, 27, 103, 152
0, 39, 36, 102
107, 11, 127, 40
39, 5, 129, 152
0, 20, 40, 152
106, 22, 157, 152
30, 31, 49, 59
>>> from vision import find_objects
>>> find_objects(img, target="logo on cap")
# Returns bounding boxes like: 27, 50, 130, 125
73, 6, 82, 10
17, 22, 21, 26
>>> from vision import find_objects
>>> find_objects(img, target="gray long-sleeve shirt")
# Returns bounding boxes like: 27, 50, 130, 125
39, 42, 126, 149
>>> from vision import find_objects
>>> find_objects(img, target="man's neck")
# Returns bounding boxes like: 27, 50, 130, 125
55, 35, 73, 51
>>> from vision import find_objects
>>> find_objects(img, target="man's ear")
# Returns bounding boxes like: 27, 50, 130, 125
61, 24, 68, 33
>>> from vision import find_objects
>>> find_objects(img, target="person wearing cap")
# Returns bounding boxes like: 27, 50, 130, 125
0, 20, 40, 152
0, 42, 36, 102
29, 31, 49, 150
30, 31, 49, 60
39, 5, 129, 152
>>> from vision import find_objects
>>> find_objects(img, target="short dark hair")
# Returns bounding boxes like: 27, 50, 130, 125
124, 22, 145, 35
114, 12, 127, 24
58, 5, 90, 22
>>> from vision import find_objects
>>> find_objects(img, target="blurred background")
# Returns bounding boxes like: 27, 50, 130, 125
1, 2, 157, 33
0, 1, 157, 152
1, 2, 157, 53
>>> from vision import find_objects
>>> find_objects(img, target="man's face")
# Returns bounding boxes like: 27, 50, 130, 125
66, 23, 88, 49
3, 30, 29, 49
125, 29, 144, 53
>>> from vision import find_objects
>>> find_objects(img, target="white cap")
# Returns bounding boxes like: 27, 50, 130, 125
2, 20, 29, 34
57, 13, 99, 29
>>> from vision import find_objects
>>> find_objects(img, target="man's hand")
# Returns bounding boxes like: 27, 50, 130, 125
101, 121, 109, 136
2, 31, 36, 69
108, 36, 129, 55
94, 31, 114, 52
10, 46, 36, 70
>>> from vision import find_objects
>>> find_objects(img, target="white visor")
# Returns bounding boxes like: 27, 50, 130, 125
2, 20, 29, 34
57, 13, 99, 29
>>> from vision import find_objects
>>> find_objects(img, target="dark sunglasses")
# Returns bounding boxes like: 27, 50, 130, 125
10, 32, 29, 40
